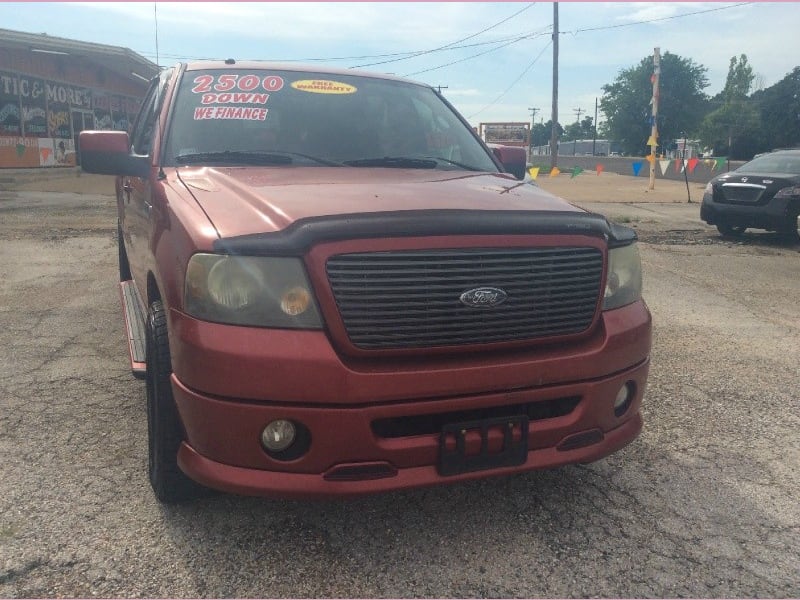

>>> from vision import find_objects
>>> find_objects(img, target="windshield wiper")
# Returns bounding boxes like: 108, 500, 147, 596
175, 151, 293, 166
419, 156, 483, 171
265, 151, 344, 167
343, 155, 483, 171
174, 150, 344, 167
343, 156, 439, 169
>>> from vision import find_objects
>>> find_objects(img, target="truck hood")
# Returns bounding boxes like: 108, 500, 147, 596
172, 166, 582, 238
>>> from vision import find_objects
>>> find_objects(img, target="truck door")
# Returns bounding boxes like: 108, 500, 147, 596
122, 73, 169, 299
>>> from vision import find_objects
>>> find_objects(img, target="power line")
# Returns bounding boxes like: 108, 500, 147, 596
467, 40, 552, 120
131, 2, 753, 81
404, 31, 549, 78
134, 26, 552, 65
351, 2, 537, 68
567, 2, 752, 35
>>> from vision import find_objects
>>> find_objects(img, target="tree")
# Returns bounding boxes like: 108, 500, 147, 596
722, 54, 754, 101
600, 52, 709, 156
562, 116, 594, 141
530, 120, 562, 147
699, 55, 761, 158
752, 66, 800, 151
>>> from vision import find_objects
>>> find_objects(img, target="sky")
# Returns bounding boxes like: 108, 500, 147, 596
2, 2, 799, 127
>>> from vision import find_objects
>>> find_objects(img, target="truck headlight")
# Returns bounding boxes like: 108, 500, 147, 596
603, 243, 642, 310
184, 254, 323, 328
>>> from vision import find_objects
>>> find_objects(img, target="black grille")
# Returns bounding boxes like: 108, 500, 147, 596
717, 184, 765, 204
372, 396, 581, 438
326, 248, 603, 349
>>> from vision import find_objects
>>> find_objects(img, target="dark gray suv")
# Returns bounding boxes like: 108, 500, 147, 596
701, 150, 800, 239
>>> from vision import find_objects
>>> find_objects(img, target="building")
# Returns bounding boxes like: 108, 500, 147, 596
530, 139, 619, 157
0, 28, 158, 168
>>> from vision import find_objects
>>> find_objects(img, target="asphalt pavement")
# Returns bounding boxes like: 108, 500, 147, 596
1, 189, 798, 597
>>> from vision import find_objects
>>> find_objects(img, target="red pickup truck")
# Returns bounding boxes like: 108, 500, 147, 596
80, 61, 651, 503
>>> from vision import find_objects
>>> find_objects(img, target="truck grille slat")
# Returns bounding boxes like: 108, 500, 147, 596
341, 301, 598, 322
331, 277, 601, 295
326, 248, 603, 349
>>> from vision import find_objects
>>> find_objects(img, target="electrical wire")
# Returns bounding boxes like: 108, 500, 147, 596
135, 26, 552, 65
404, 30, 549, 77
134, 2, 751, 77
567, 2, 753, 35
351, 2, 537, 68
466, 40, 552, 120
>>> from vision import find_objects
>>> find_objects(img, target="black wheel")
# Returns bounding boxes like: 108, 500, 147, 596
716, 223, 747, 237
118, 222, 131, 282
779, 209, 799, 241
145, 300, 206, 503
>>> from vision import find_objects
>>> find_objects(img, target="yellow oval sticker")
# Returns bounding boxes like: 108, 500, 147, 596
291, 80, 357, 95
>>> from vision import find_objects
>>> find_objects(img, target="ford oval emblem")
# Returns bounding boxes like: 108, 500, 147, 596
459, 287, 508, 308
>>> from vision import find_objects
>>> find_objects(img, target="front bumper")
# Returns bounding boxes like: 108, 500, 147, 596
169, 301, 651, 498
701, 192, 792, 229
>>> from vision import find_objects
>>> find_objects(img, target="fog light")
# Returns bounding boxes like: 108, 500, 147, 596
261, 419, 296, 451
613, 382, 634, 417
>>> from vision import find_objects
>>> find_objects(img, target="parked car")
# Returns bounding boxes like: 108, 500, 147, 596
701, 149, 800, 238
79, 61, 651, 503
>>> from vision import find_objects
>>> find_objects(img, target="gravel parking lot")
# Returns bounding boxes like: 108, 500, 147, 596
1, 174, 798, 597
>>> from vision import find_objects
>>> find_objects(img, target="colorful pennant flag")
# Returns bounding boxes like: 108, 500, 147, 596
646, 135, 657, 147
570, 166, 583, 179
688, 157, 699, 173
645, 154, 655, 164
714, 157, 727, 170
704, 159, 714, 168
15, 143, 25, 157
40, 148, 51, 163
659, 160, 671, 175
632, 162, 643, 176
549, 167, 561, 177
674, 160, 684, 173
596, 164, 604, 175
528, 166, 540, 180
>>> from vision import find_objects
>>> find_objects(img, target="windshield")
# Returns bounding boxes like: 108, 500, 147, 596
738, 153, 800, 175
164, 68, 499, 173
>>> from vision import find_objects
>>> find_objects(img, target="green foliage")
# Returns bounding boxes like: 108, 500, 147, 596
562, 116, 595, 142
600, 52, 709, 156
699, 55, 760, 159
530, 120, 563, 147
752, 66, 800, 151
699, 103, 762, 158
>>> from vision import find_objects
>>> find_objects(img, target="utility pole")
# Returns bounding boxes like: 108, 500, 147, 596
648, 47, 660, 190
592, 97, 598, 156
572, 107, 583, 155
528, 107, 539, 155
549, 2, 559, 169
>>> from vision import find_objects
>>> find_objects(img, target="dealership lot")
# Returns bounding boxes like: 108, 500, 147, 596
1, 185, 798, 597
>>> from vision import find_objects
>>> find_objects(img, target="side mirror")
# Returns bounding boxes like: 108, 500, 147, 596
488, 144, 527, 180
79, 131, 149, 178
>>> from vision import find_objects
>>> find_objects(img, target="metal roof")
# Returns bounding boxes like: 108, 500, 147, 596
0, 28, 159, 83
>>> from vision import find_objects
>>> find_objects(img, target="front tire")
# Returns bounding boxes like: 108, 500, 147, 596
145, 300, 206, 503
716, 223, 747, 237
780, 208, 799, 241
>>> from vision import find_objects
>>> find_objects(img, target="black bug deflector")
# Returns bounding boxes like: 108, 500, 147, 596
213, 210, 638, 256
